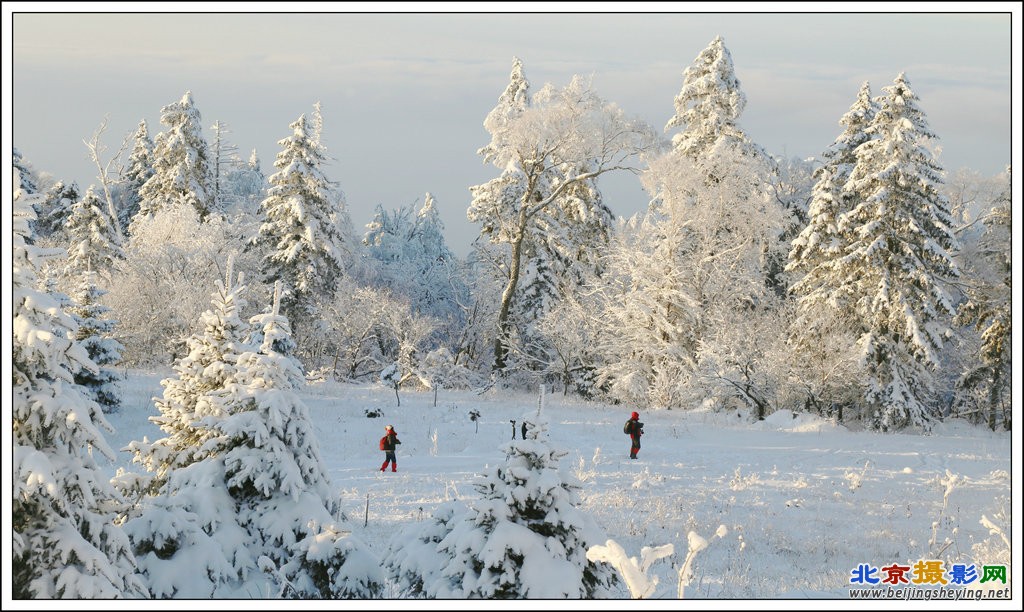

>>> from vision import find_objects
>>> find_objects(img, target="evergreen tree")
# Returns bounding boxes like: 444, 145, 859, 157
253, 111, 346, 342
13, 147, 40, 194
120, 119, 155, 236
240, 282, 383, 598
664, 35, 768, 163
788, 82, 877, 283
63, 185, 125, 278
34, 180, 81, 239
223, 148, 267, 216
12, 172, 147, 598
67, 271, 125, 413
119, 271, 381, 597
839, 73, 961, 431
363, 193, 465, 329
954, 168, 1012, 430
384, 410, 618, 598
119, 257, 258, 597
133, 91, 214, 232
785, 83, 878, 415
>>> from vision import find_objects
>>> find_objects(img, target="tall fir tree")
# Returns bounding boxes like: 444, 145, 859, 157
133, 91, 215, 233
838, 73, 961, 431
12, 172, 147, 598
238, 282, 384, 598
120, 119, 155, 236
784, 83, 879, 414
664, 35, 768, 163
63, 184, 125, 279
253, 111, 346, 343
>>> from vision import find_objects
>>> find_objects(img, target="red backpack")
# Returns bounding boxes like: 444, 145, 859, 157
379, 435, 388, 450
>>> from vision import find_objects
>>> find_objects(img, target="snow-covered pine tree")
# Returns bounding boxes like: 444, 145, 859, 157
784, 82, 878, 416
129, 255, 252, 482
13, 147, 40, 194
120, 119, 155, 236
67, 271, 125, 413
954, 167, 1012, 431
12, 172, 147, 598
63, 185, 125, 279
386, 410, 619, 598
253, 111, 346, 345
237, 282, 383, 598
33, 180, 81, 240
118, 256, 256, 597
839, 73, 961, 431
665, 35, 768, 164
132, 91, 215, 232
469, 58, 655, 373
787, 82, 877, 282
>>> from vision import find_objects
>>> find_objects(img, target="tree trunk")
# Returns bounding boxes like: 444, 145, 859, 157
493, 213, 528, 371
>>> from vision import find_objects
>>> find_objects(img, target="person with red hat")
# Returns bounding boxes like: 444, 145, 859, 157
624, 411, 644, 459
379, 424, 401, 472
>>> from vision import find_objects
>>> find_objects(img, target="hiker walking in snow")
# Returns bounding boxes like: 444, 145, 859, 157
379, 424, 401, 472
624, 411, 644, 459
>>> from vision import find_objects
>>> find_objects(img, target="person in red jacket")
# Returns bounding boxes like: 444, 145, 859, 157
624, 411, 644, 459
380, 424, 401, 472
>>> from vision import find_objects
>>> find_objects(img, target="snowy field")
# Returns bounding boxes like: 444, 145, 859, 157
97, 368, 1016, 606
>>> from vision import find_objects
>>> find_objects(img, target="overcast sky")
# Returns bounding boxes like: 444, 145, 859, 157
7, 5, 1018, 254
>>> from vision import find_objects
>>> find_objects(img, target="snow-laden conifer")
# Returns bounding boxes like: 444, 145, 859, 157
253, 111, 346, 338
385, 409, 618, 598
67, 271, 125, 413
839, 73, 961, 430
120, 119, 155, 235
12, 172, 147, 599
133, 91, 214, 231
63, 185, 125, 278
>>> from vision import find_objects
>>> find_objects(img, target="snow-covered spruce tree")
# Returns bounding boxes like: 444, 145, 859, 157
12, 173, 147, 598
228, 281, 383, 598
787, 82, 877, 281
611, 144, 784, 412
120, 119, 155, 236
253, 110, 346, 348
63, 184, 125, 279
954, 167, 1012, 430
118, 257, 257, 597
14, 146, 41, 194
664, 35, 770, 166
469, 57, 655, 374
784, 82, 878, 417
385, 410, 619, 598
33, 180, 81, 240
67, 271, 125, 413
839, 73, 961, 431
663, 35, 796, 293
132, 91, 214, 232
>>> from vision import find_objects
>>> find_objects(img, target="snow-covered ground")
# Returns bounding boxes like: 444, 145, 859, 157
103, 369, 1016, 606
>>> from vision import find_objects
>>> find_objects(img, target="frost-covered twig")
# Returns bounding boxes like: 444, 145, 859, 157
678, 525, 728, 599
587, 539, 673, 599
